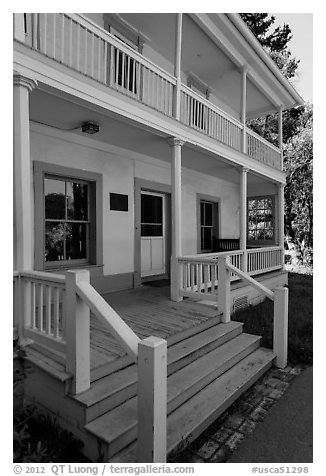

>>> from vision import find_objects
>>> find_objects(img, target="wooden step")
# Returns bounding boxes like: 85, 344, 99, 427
110, 347, 275, 462
90, 315, 222, 382
73, 321, 242, 422
85, 333, 264, 460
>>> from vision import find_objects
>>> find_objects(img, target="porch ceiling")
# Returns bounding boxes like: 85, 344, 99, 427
29, 87, 241, 184
117, 13, 274, 118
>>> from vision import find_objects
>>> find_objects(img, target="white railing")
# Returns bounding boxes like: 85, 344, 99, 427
180, 85, 243, 151
13, 269, 167, 463
247, 246, 283, 275
247, 128, 282, 170
178, 247, 283, 300
14, 13, 283, 171
19, 13, 176, 117
219, 257, 288, 369
15, 270, 67, 357
179, 250, 243, 300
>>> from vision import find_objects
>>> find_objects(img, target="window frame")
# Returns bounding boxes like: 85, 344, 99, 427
247, 195, 276, 246
34, 162, 103, 271
197, 195, 220, 254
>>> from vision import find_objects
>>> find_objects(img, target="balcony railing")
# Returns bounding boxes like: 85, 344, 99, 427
14, 13, 282, 170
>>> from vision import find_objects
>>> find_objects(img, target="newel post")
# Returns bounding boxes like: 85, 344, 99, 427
218, 256, 231, 323
138, 336, 167, 463
65, 270, 91, 394
273, 286, 288, 368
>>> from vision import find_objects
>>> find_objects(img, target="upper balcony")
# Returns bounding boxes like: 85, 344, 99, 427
13, 13, 302, 172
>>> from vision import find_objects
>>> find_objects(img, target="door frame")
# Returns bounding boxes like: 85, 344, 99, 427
134, 178, 171, 287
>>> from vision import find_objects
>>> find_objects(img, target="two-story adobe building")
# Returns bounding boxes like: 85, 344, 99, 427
13, 13, 303, 462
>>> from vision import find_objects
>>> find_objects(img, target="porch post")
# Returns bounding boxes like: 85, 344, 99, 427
241, 67, 247, 154
168, 137, 184, 301
278, 105, 284, 169
278, 183, 285, 267
173, 13, 183, 120
240, 167, 249, 272
13, 72, 37, 270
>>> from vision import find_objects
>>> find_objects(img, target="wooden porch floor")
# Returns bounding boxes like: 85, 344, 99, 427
90, 283, 219, 377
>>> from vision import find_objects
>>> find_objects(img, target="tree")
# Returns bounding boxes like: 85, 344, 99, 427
240, 14, 313, 266
240, 13, 301, 145
283, 104, 313, 253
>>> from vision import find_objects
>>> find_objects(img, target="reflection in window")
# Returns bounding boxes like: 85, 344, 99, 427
248, 197, 274, 242
44, 177, 89, 262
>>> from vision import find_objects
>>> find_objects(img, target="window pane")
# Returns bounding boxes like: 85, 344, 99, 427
66, 182, 88, 220
66, 223, 88, 259
141, 224, 163, 237
45, 179, 65, 219
201, 227, 213, 251
204, 203, 213, 226
45, 222, 65, 261
141, 195, 163, 224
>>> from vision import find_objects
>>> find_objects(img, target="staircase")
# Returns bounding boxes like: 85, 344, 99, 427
24, 318, 274, 462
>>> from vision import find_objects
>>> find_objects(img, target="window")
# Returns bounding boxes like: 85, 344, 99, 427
34, 162, 102, 271
44, 177, 89, 263
200, 200, 218, 252
104, 15, 143, 96
141, 193, 163, 237
248, 197, 275, 244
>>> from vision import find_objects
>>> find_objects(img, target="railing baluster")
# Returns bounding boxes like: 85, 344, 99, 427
38, 283, 44, 332
97, 36, 101, 81
91, 32, 95, 77
61, 14, 65, 63
69, 17, 73, 67
84, 27, 88, 74
76, 22, 81, 71
53, 287, 60, 338
45, 285, 52, 335
43, 13, 47, 55
52, 14, 56, 59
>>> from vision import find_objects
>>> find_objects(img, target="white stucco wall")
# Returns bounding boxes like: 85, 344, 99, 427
30, 125, 240, 277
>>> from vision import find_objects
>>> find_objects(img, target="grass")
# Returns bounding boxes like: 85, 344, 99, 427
13, 405, 89, 463
233, 272, 313, 366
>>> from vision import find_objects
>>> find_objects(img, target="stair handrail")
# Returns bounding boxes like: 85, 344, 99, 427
75, 279, 140, 361
218, 256, 288, 370
226, 261, 274, 300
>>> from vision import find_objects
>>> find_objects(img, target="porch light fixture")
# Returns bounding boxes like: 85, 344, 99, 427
81, 121, 100, 134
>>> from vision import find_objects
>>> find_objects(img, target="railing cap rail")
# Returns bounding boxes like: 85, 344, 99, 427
180, 249, 243, 260
226, 262, 274, 300
18, 270, 66, 284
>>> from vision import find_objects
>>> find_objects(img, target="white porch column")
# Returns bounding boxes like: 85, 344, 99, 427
168, 137, 184, 301
240, 167, 249, 272
173, 13, 183, 120
241, 67, 247, 154
278, 183, 285, 267
278, 105, 284, 169
13, 73, 37, 270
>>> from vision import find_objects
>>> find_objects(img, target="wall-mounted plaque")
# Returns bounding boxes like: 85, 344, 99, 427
110, 193, 128, 211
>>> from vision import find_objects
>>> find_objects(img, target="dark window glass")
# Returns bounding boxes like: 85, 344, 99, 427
141, 194, 162, 225
248, 197, 274, 242
141, 224, 163, 237
44, 177, 89, 262
66, 223, 87, 259
44, 179, 65, 219
66, 182, 88, 220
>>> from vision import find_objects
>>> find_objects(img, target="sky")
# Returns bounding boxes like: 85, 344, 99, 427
272, 13, 313, 103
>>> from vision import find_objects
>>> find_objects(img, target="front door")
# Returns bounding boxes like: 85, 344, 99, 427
141, 191, 166, 278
